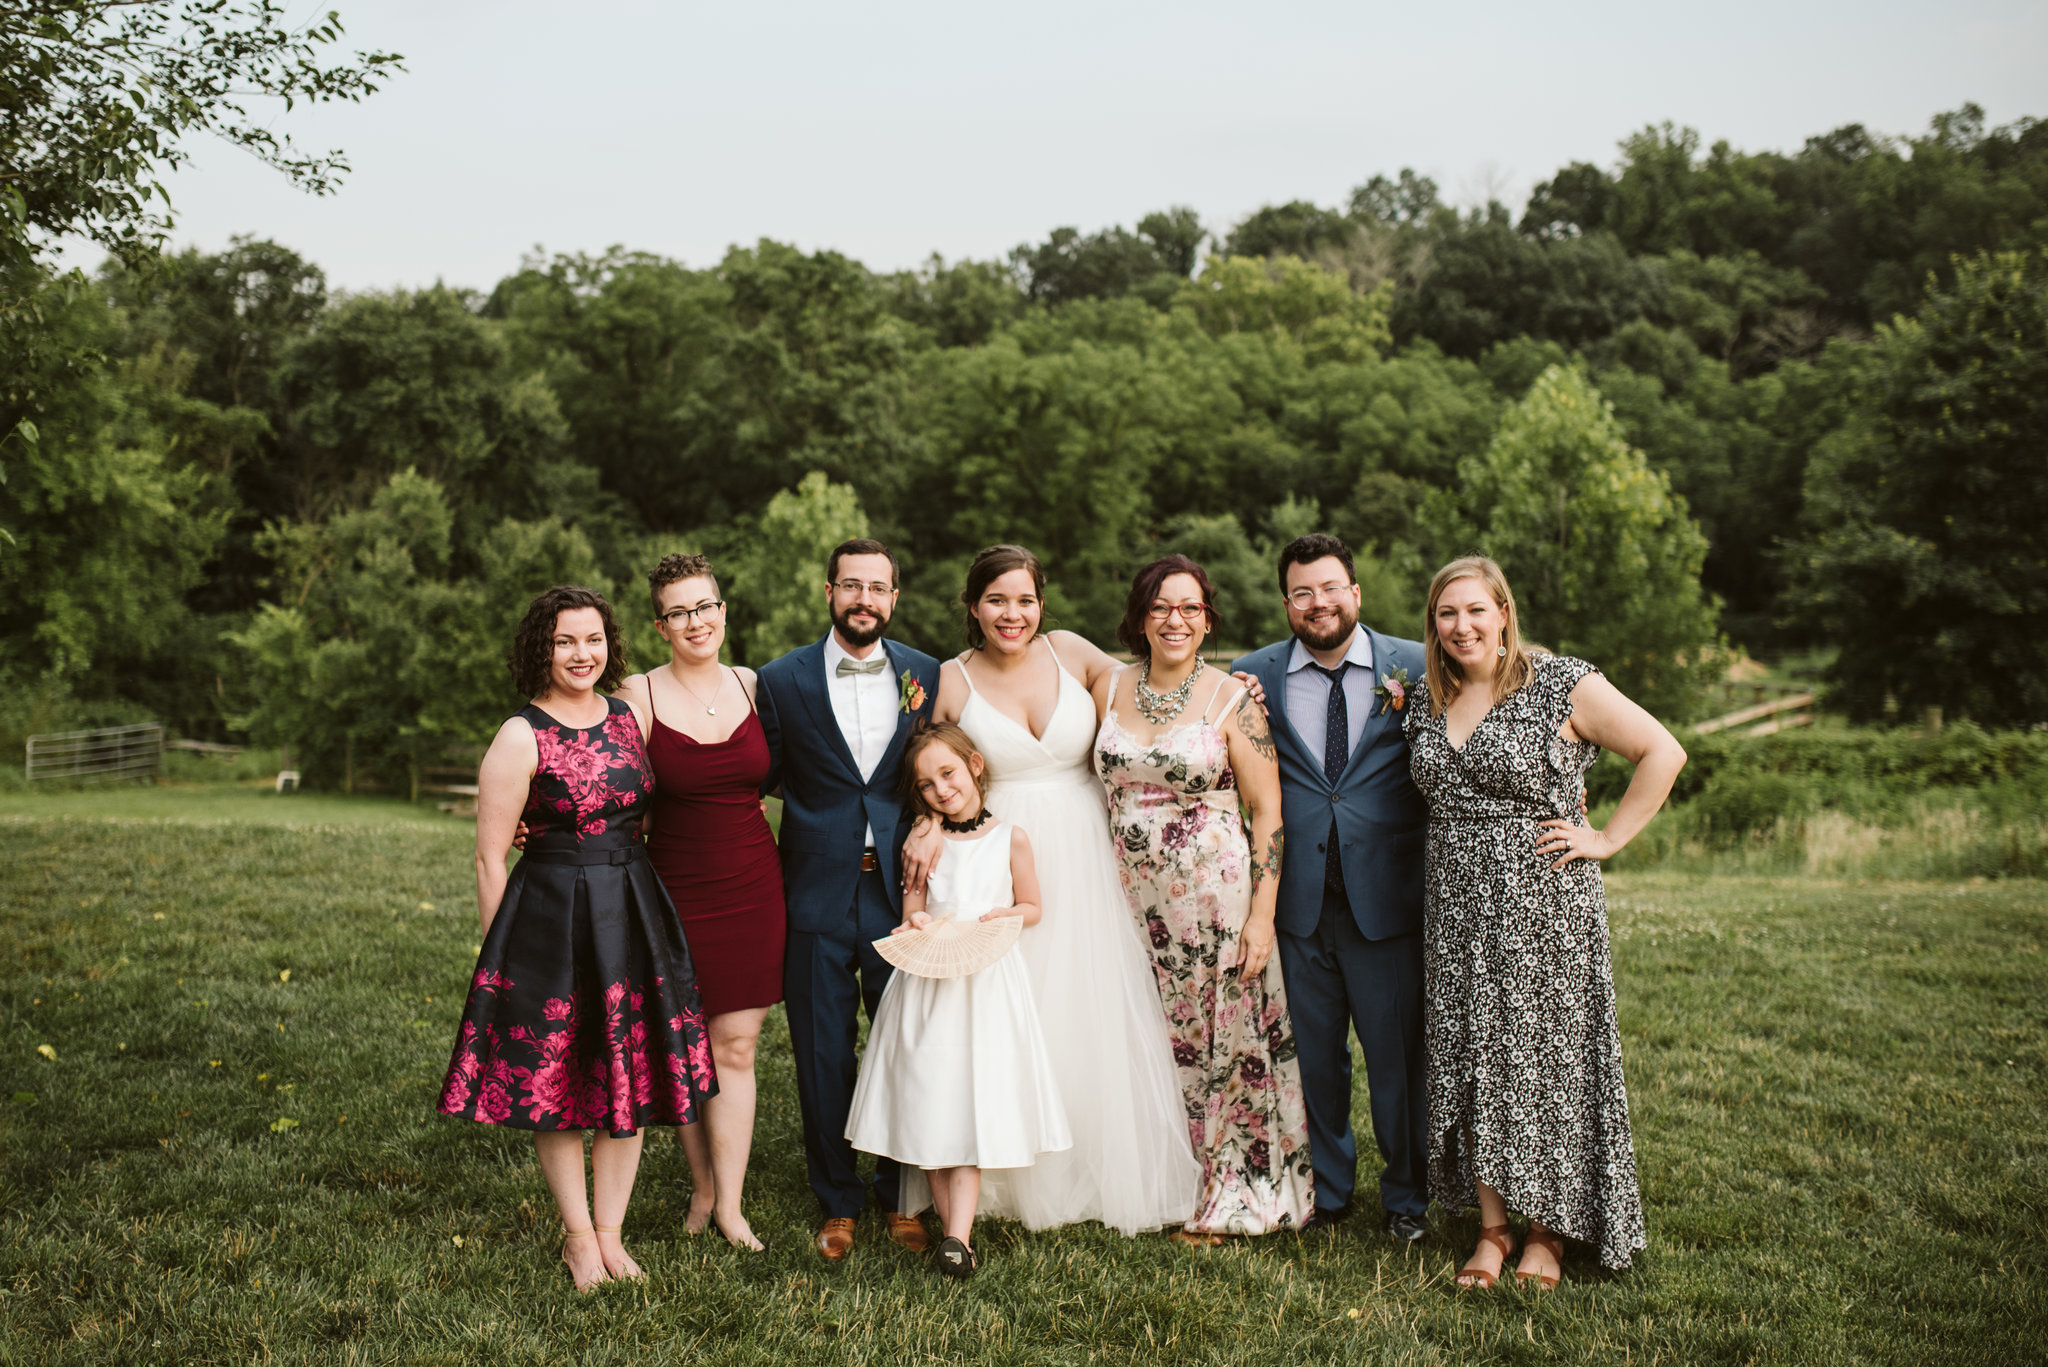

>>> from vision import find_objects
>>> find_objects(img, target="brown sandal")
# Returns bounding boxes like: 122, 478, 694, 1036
1455, 1223, 1517, 1289
1517, 1227, 1564, 1290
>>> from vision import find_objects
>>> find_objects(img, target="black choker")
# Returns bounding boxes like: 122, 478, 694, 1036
939, 809, 994, 833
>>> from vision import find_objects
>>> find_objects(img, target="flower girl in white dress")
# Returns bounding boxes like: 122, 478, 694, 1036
845, 724, 1072, 1278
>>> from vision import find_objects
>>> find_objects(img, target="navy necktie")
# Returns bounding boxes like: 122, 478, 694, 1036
1313, 662, 1349, 890
1313, 662, 1350, 783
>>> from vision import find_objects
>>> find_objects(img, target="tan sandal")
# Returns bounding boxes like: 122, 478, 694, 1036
1169, 1229, 1228, 1248
1517, 1226, 1564, 1290
560, 1227, 608, 1292
593, 1223, 646, 1281
1455, 1223, 1517, 1289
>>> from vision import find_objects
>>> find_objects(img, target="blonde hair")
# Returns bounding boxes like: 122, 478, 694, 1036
1423, 555, 1534, 717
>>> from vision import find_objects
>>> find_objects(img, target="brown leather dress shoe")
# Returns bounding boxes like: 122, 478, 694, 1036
815, 1217, 857, 1261
884, 1211, 931, 1253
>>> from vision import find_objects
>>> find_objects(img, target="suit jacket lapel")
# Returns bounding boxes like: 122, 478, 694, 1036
1340, 628, 1396, 785
797, 635, 863, 780
872, 640, 917, 780
1264, 648, 1324, 782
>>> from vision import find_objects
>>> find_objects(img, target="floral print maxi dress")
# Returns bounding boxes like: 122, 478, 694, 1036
439, 696, 718, 1137
1097, 680, 1314, 1235
1403, 653, 1646, 1270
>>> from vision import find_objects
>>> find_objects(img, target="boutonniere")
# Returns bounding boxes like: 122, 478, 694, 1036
899, 669, 927, 714
1372, 667, 1411, 715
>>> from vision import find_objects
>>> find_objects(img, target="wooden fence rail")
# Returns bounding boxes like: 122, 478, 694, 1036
1693, 692, 1816, 738
25, 723, 164, 782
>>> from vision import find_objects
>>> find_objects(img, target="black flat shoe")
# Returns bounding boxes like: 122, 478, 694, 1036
1298, 1204, 1352, 1233
936, 1236, 978, 1279
1384, 1211, 1429, 1243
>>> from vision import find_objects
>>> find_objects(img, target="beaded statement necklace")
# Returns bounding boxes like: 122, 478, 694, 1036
1134, 659, 1199, 725
939, 808, 995, 834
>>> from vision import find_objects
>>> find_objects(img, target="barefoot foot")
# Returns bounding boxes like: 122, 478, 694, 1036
684, 1192, 716, 1236
713, 1210, 765, 1251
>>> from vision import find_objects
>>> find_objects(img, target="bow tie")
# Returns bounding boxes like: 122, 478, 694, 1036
836, 657, 887, 677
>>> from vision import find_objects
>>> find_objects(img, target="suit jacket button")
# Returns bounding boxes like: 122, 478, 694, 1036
1332, 794, 1342, 803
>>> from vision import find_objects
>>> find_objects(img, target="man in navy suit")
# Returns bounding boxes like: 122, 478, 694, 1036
756, 538, 941, 1260
1232, 533, 1430, 1242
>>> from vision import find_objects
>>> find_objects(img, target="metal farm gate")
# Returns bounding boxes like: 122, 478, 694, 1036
24, 723, 164, 783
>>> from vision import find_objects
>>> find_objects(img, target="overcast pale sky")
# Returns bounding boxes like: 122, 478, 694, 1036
114, 0, 2048, 291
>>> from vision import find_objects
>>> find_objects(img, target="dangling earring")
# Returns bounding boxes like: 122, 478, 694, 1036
1496, 644, 1506, 658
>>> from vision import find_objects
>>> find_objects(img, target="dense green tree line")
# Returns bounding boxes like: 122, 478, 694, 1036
4, 104, 2045, 788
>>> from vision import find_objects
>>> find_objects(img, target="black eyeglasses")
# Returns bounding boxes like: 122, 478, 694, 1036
658, 601, 725, 628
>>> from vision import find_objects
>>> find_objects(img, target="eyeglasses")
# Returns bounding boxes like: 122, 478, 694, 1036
658, 601, 725, 628
1146, 602, 1208, 622
833, 579, 897, 598
1286, 582, 1354, 610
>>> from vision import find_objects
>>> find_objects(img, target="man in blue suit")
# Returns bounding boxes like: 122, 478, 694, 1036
756, 538, 940, 1261
1232, 533, 1430, 1242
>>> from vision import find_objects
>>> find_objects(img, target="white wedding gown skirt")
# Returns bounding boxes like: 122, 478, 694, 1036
900, 654, 1201, 1233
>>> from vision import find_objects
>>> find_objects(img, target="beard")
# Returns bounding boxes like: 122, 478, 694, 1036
832, 601, 891, 649
1293, 601, 1358, 652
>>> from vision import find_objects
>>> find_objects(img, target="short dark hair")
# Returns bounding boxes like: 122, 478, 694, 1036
1117, 555, 1219, 659
647, 552, 718, 616
960, 544, 1046, 648
509, 585, 627, 699
827, 537, 898, 589
1276, 533, 1357, 595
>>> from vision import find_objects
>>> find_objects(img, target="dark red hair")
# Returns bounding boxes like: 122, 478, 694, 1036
1116, 555, 1220, 659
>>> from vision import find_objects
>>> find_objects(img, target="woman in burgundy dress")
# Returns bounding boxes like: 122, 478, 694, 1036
441, 585, 717, 1292
617, 552, 788, 1251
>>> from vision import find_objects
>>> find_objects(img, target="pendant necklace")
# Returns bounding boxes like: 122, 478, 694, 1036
671, 662, 724, 716
940, 808, 995, 834
1135, 659, 1198, 725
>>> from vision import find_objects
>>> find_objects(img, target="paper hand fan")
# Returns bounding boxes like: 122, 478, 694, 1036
873, 913, 1021, 979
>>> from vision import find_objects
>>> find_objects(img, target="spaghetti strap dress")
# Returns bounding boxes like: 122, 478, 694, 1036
438, 696, 718, 1137
1096, 671, 1315, 1235
644, 673, 788, 1017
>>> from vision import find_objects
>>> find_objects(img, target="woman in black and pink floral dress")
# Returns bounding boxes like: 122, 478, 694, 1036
439, 585, 717, 1292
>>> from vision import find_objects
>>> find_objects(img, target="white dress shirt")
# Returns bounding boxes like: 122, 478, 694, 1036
823, 632, 896, 847
1282, 627, 1376, 772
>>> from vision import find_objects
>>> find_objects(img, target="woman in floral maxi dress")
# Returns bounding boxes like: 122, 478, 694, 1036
1402, 557, 1686, 1288
1094, 556, 1314, 1240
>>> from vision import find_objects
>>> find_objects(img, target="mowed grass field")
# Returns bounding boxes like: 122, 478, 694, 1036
1, 790, 2043, 1365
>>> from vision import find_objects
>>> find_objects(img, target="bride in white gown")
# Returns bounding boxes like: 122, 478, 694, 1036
899, 546, 1201, 1235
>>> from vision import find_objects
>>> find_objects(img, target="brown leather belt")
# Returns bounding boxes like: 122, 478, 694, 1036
860, 848, 879, 872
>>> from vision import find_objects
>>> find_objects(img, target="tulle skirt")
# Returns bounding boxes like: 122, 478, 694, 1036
900, 770, 1201, 1233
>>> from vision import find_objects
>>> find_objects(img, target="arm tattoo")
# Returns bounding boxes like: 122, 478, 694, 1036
1251, 825, 1284, 893
1236, 692, 1277, 762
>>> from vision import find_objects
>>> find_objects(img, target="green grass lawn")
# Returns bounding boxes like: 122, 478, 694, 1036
2, 788, 2043, 1364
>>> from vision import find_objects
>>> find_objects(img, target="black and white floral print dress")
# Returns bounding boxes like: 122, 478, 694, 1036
1403, 653, 1646, 1270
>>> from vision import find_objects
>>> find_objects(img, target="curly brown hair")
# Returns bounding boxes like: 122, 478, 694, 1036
960, 543, 1046, 648
898, 721, 993, 819
509, 586, 628, 699
648, 552, 718, 617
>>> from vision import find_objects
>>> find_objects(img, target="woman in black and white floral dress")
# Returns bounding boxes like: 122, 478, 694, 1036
1402, 556, 1687, 1289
